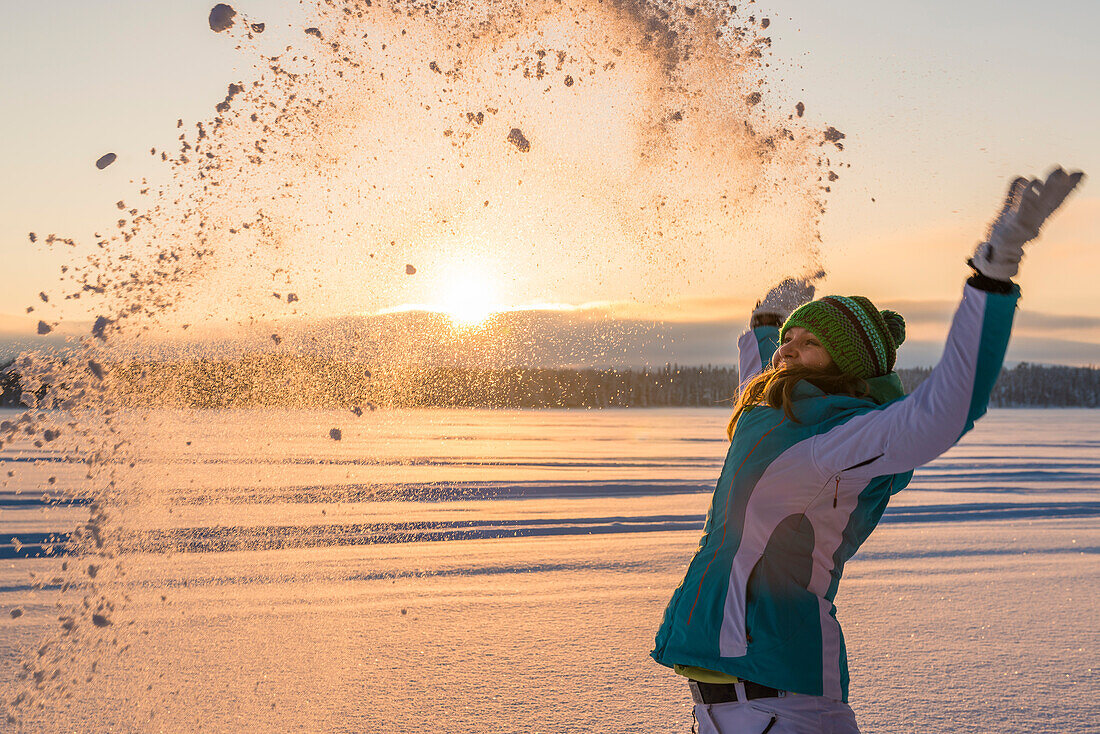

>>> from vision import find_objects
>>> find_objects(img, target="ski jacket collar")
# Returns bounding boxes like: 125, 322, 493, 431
865, 372, 906, 404
778, 372, 906, 423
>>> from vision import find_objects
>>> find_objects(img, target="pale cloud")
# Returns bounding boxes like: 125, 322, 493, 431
6, 289, 1096, 368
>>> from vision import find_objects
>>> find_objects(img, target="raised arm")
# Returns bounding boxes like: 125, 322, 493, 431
738, 275, 819, 392
810, 167, 1084, 481
737, 324, 778, 393
809, 276, 1017, 480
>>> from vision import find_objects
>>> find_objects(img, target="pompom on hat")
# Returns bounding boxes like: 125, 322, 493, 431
780, 296, 906, 379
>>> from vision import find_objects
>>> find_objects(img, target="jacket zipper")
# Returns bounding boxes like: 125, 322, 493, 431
832, 453, 885, 509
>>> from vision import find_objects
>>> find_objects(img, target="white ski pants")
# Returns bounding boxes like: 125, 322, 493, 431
693, 695, 860, 734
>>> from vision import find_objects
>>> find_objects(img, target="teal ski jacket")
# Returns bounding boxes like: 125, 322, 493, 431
651, 280, 1019, 701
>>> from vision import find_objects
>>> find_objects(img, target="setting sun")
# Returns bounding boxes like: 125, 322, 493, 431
437, 267, 502, 326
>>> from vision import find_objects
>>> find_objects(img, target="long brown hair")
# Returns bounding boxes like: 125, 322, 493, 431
727, 364, 870, 439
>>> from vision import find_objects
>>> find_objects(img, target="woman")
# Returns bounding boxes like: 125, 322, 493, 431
651, 167, 1084, 734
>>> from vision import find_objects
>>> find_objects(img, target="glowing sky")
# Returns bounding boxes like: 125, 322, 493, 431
1, 0, 1097, 366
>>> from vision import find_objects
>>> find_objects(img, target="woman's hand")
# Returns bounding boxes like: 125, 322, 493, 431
751, 272, 823, 326
971, 166, 1085, 281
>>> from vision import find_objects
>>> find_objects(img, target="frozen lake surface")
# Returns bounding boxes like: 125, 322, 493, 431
1, 408, 1098, 732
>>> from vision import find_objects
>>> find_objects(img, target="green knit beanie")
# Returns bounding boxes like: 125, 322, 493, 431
780, 296, 906, 379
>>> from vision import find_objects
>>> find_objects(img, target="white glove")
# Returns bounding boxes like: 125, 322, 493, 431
971, 167, 1085, 280
752, 272, 823, 323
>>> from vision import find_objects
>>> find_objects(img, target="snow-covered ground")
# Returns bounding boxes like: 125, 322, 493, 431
1, 408, 1097, 732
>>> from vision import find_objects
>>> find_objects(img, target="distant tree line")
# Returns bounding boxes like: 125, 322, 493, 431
2, 357, 1099, 409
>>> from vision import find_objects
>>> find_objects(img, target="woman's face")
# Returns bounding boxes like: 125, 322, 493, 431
772, 327, 835, 372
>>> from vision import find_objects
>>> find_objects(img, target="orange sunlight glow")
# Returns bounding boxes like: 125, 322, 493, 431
437, 267, 502, 327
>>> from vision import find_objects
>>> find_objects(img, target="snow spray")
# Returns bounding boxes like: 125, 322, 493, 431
4, 0, 844, 726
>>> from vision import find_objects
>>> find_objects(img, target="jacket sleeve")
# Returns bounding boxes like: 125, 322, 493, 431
810, 281, 1019, 481
737, 325, 780, 393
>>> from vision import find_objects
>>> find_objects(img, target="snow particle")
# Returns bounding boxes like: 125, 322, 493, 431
216, 83, 245, 114
286, 293, 299, 303
823, 126, 846, 148
506, 128, 530, 153
329, 428, 342, 441
305, 27, 323, 39
405, 264, 417, 275
88, 360, 104, 380
9, 608, 22, 619
95, 153, 117, 170
250, 22, 265, 33
92, 316, 110, 340
208, 4, 236, 33
37, 321, 52, 335
271, 334, 282, 346
795, 101, 805, 118
91, 614, 111, 628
